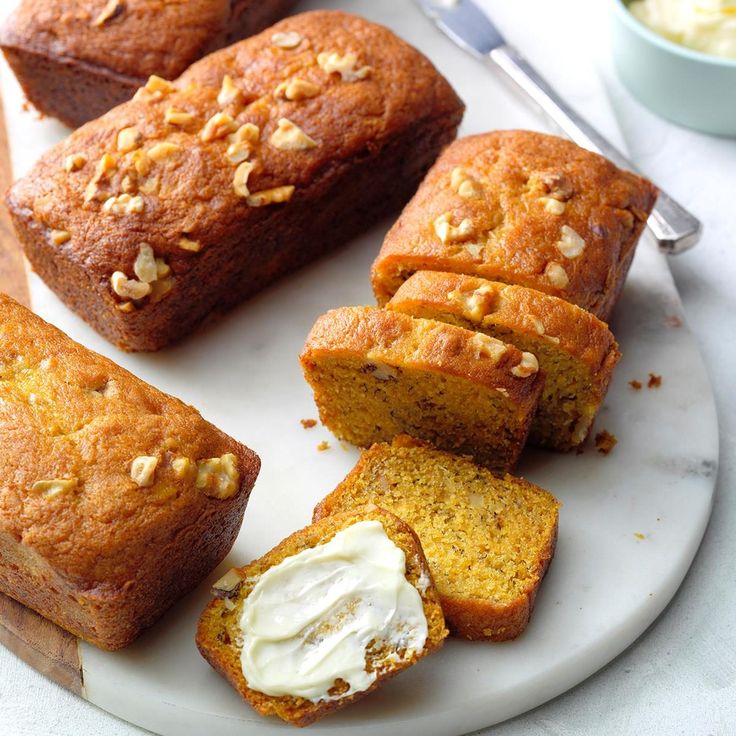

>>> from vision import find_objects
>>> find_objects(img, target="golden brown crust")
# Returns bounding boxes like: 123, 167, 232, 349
0, 294, 260, 649
0, 0, 299, 127
196, 505, 447, 727
371, 131, 658, 319
6, 11, 463, 351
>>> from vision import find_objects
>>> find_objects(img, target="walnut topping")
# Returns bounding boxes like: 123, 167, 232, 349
541, 197, 566, 215
130, 456, 158, 487
31, 478, 78, 499
147, 142, 180, 161
366, 362, 398, 381
139, 177, 160, 195
117, 126, 142, 153
317, 52, 371, 81
463, 243, 484, 260
130, 149, 151, 176
271, 31, 303, 49
537, 171, 574, 201
64, 153, 87, 172
525, 315, 545, 335
557, 225, 586, 258
117, 301, 135, 313
171, 456, 194, 479
178, 237, 201, 252
84, 153, 117, 202
233, 161, 255, 197
448, 284, 493, 321
217, 75, 242, 107
93, 0, 125, 27
165, 107, 196, 126
434, 212, 474, 244
150, 276, 175, 303
50, 229, 71, 246
511, 351, 539, 378
133, 243, 158, 283
200, 112, 237, 142
471, 333, 507, 362
451, 167, 483, 199
230, 123, 260, 144
111, 271, 152, 300
275, 78, 320, 101
196, 453, 240, 499
135, 75, 176, 101
156, 258, 171, 279
212, 568, 244, 598
269, 118, 318, 150
121, 175, 135, 193
102, 193, 144, 215
246, 185, 295, 207
545, 261, 570, 289
226, 141, 251, 165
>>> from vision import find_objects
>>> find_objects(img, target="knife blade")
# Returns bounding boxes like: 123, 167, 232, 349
414, 0, 702, 254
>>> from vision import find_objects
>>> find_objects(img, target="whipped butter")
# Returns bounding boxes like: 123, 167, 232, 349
629, 0, 736, 58
239, 520, 428, 702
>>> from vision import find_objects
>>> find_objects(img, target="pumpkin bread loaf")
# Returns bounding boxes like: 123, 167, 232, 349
314, 437, 560, 641
0, 0, 298, 128
300, 306, 543, 472
387, 271, 621, 450
0, 294, 260, 650
6, 10, 464, 351
371, 130, 658, 320
196, 505, 447, 727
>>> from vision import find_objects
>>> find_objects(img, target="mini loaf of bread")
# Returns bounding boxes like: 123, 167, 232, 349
387, 271, 621, 450
314, 437, 560, 641
196, 505, 447, 727
0, 294, 260, 650
0, 0, 298, 127
300, 306, 543, 472
371, 131, 658, 320
6, 11, 464, 351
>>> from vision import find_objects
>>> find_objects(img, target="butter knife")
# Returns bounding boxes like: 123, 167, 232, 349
415, 0, 702, 254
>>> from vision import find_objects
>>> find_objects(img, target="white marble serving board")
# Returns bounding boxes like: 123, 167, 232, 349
0, 0, 719, 734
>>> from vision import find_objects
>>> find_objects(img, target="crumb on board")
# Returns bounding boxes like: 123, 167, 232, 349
300, 418, 317, 429
629, 380, 643, 390
317, 441, 330, 452
634, 532, 646, 540
595, 430, 618, 455
648, 373, 662, 389
665, 314, 683, 328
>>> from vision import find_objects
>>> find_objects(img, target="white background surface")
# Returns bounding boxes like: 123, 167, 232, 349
0, 0, 734, 734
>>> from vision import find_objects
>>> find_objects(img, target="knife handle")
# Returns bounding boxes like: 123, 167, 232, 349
488, 44, 702, 254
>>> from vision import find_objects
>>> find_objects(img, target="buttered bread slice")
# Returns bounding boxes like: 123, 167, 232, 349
300, 306, 543, 472
314, 437, 560, 641
388, 271, 621, 450
196, 505, 447, 727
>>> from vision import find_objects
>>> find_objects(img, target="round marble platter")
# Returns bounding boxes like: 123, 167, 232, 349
0, 0, 718, 734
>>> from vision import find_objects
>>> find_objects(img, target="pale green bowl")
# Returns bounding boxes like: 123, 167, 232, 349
611, 0, 736, 136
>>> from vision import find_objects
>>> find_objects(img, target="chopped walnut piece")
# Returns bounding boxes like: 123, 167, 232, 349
537, 171, 574, 201
226, 141, 251, 165
171, 456, 194, 479
117, 126, 142, 153
317, 441, 331, 452
31, 478, 78, 499
557, 225, 586, 259
541, 197, 566, 215
230, 122, 260, 144
217, 75, 243, 107
448, 285, 493, 322
595, 430, 618, 455
130, 149, 151, 176
463, 243, 484, 260
201, 112, 237, 142
300, 418, 317, 429
269, 117, 318, 150
177, 237, 201, 252
64, 153, 87, 172
134, 75, 175, 101
102, 193, 144, 215
233, 161, 256, 197
317, 51, 371, 81
165, 107, 196, 126
271, 31, 303, 49
275, 78, 321, 101
544, 261, 570, 289
110, 271, 152, 300
471, 333, 507, 362
117, 301, 135, 313
93, 0, 125, 27
155, 258, 171, 279
511, 351, 539, 378
196, 454, 240, 499
133, 243, 158, 283
450, 167, 483, 199
147, 142, 180, 162
130, 456, 158, 487
648, 373, 662, 389
50, 229, 71, 246
434, 212, 474, 244
246, 185, 295, 207
138, 177, 160, 195
150, 276, 175, 303
212, 569, 244, 598
629, 380, 643, 390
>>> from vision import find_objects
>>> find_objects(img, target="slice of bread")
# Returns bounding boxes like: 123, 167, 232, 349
314, 437, 560, 641
387, 271, 621, 450
300, 306, 543, 472
196, 505, 447, 727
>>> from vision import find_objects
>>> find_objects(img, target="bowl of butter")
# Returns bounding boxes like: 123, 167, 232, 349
611, 0, 736, 135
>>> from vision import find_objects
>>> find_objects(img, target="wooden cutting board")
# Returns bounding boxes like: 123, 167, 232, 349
0, 89, 83, 696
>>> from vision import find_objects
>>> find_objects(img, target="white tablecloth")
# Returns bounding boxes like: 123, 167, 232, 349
1, 2, 735, 734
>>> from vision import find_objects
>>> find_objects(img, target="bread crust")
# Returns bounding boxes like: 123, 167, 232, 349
6, 11, 464, 351
196, 505, 448, 727
0, 294, 260, 649
371, 130, 658, 319
0, 0, 299, 127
